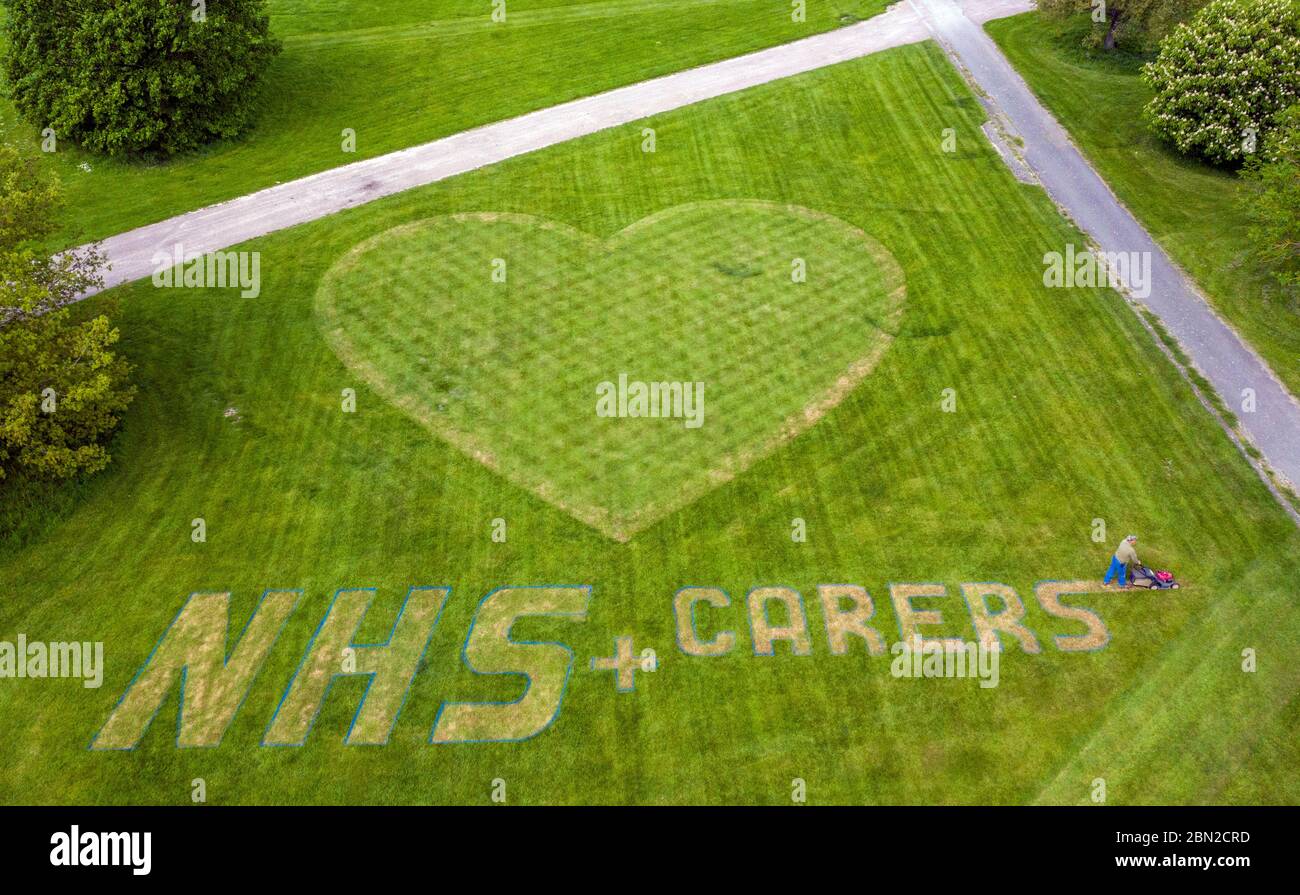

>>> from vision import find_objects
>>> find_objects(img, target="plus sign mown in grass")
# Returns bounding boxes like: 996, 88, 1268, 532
591, 636, 653, 692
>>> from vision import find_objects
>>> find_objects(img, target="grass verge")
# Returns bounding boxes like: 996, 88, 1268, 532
987, 10, 1300, 400
0, 0, 885, 246
1, 42, 1297, 804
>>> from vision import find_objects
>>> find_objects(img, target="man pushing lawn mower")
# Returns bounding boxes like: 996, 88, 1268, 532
1103, 535, 1140, 588
1103, 534, 1179, 590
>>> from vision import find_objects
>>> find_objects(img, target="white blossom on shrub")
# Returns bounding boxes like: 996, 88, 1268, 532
1143, 0, 1300, 165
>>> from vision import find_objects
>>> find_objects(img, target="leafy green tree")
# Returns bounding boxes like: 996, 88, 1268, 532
1040, 0, 1208, 51
0, 145, 135, 482
2, 0, 281, 157
1242, 106, 1300, 294
1143, 0, 1300, 165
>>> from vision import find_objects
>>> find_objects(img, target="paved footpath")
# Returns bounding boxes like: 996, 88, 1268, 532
909, 0, 1300, 495
86, 4, 936, 292
85, 0, 1034, 295
78, 0, 1299, 495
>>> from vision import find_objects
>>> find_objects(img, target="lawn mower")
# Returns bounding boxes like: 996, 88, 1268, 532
1129, 564, 1180, 590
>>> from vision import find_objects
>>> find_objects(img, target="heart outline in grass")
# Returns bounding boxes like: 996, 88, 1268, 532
315, 200, 906, 541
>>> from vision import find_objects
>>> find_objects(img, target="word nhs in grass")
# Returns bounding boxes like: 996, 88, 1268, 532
92, 581, 1110, 751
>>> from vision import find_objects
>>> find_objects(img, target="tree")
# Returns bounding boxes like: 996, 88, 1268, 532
1242, 106, 1300, 294
0, 145, 135, 482
1039, 0, 1209, 52
1143, 0, 1300, 165
2, 0, 281, 158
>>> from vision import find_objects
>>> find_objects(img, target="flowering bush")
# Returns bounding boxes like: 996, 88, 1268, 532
1143, 0, 1300, 165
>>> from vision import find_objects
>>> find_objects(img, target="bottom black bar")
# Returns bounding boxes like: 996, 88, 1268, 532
0, 806, 1283, 881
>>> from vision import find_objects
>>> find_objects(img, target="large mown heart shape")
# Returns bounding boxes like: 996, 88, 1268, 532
315, 200, 906, 540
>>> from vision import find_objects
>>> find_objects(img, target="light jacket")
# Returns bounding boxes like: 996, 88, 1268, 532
1114, 540, 1139, 566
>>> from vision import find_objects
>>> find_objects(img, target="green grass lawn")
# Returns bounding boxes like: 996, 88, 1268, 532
0, 0, 885, 247
1, 41, 1298, 804
315, 202, 905, 538
987, 11, 1300, 400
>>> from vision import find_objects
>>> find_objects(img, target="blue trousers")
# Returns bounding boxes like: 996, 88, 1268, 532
1103, 556, 1128, 586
